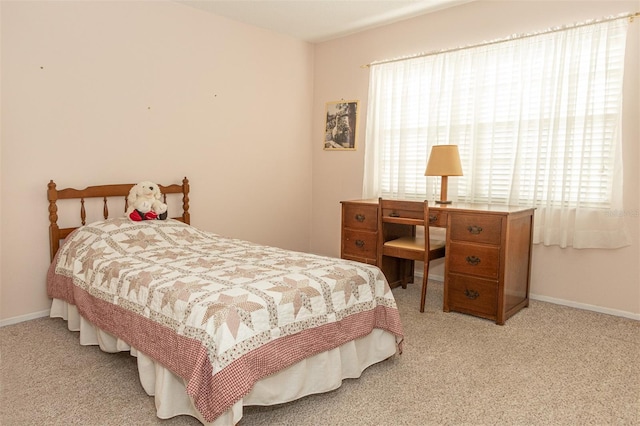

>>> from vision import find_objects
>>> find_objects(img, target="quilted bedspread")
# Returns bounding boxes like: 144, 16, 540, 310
47, 218, 404, 422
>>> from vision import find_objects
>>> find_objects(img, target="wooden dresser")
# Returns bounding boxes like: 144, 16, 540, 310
340, 200, 534, 324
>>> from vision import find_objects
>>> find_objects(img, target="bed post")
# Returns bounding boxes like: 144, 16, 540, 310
48, 180, 59, 262
182, 177, 191, 225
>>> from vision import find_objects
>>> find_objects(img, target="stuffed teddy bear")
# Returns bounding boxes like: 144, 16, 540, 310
126, 181, 168, 221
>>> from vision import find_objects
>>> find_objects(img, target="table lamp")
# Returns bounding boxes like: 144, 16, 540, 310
425, 145, 463, 204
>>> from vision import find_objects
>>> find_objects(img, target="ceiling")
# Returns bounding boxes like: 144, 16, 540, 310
176, 0, 472, 43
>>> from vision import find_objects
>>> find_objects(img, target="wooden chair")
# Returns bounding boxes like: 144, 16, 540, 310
377, 198, 446, 312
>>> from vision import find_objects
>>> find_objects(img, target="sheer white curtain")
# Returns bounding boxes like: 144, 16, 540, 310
363, 15, 631, 249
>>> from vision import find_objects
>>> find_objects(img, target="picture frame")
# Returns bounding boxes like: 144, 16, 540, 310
324, 100, 359, 150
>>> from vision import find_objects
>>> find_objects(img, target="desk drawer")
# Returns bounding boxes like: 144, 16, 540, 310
449, 213, 502, 245
343, 204, 378, 232
342, 229, 377, 260
448, 274, 497, 318
428, 210, 447, 227
448, 241, 500, 279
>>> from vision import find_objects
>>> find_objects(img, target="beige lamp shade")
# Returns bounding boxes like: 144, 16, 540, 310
424, 145, 463, 177
425, 145, 463, 204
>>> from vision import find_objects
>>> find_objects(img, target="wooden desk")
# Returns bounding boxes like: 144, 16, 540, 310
340, 199, 534, 324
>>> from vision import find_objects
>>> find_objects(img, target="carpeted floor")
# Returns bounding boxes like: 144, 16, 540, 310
1, 281, 639, 425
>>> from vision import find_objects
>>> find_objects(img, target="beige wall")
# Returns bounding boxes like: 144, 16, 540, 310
2, 0, 639, 324
311, 0, 640, 318
0, 1, 314, 322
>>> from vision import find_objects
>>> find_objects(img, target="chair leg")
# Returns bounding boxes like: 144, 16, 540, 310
420, 261, 429, 313
400, 259, 412, 289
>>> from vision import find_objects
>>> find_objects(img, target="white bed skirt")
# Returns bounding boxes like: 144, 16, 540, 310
50, 299, 398, 425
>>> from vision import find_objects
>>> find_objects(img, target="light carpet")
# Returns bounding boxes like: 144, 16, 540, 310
1, 281, 638, 425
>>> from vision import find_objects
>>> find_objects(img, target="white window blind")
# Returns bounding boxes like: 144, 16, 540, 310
363, 15, 632, 249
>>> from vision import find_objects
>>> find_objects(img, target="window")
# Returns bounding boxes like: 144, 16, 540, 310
363, 16, 631, 248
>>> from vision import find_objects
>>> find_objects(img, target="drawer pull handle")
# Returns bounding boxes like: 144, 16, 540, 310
389, 212, 400, 217
355, 239, 365, 248
429, 214, 438, 223
466, 255, 481, 266
355, 214, 366, 222
467, 225, 483, 235
465, 289, 480, 299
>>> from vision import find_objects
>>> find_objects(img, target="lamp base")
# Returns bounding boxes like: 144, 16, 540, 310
435, 200, 453, 204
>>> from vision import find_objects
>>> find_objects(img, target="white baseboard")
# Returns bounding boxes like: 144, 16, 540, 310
426, 274, 445, 282
0, 309, 50, 327
529, 293, 640, 321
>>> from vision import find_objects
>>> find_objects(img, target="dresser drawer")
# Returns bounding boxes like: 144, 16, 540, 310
342, 229, 377, 259
449, 213, 502, 245
342, 204, 378, 232
448, 241, 500, 279
447, 274, 498, 318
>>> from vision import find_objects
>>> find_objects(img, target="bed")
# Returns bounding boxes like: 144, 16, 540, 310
45, 177, 404, 425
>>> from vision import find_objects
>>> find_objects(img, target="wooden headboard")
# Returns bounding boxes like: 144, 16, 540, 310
47, 177, 190, 261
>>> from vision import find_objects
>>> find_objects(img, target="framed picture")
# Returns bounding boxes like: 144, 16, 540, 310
324, 100, 359, 150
